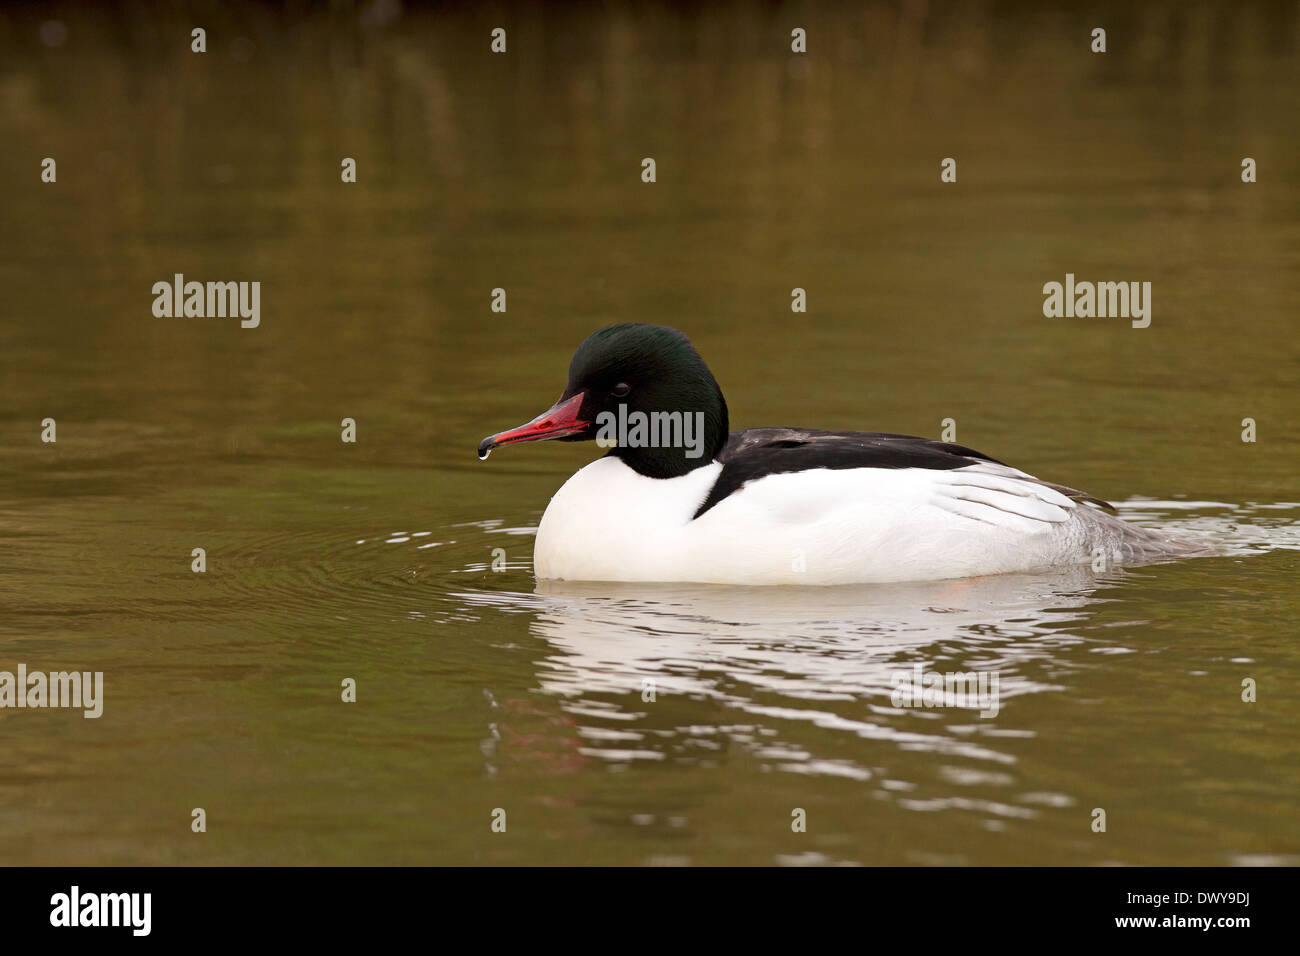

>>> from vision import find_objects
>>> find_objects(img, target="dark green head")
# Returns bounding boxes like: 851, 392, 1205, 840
478, 323, 729, 478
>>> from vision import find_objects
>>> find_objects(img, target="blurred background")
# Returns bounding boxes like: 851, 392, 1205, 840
0, 0, 1297, 865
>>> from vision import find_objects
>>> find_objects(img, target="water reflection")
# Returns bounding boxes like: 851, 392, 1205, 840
459, 566, 1104, 770
454, 498, 1300, 786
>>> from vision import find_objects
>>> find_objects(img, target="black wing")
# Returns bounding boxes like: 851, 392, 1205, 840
693, 427, 1113, 519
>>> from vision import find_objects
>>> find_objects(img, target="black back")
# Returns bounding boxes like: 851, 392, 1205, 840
693, 427, 1006, 518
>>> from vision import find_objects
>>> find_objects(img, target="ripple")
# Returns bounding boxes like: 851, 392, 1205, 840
1115, 498, 1300, 553
441, 496, 1300, 800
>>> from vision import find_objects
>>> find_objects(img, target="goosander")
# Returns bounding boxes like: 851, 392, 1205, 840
477, 324, 1200, 585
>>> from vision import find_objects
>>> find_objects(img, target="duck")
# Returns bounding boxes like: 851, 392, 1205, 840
477, 323, 1201, 585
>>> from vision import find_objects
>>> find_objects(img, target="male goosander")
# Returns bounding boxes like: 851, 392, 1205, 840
477, 324, 1199, 585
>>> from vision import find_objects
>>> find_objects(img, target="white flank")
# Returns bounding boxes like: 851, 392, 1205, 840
530, 457, 1159, 585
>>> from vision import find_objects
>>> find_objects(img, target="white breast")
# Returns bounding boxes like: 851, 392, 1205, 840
532, 456, 1116, 585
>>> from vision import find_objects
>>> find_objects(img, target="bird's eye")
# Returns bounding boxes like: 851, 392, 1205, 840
611, 382, 631, 398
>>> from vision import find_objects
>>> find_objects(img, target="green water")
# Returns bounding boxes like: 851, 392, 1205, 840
1, 2, 1297, 865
